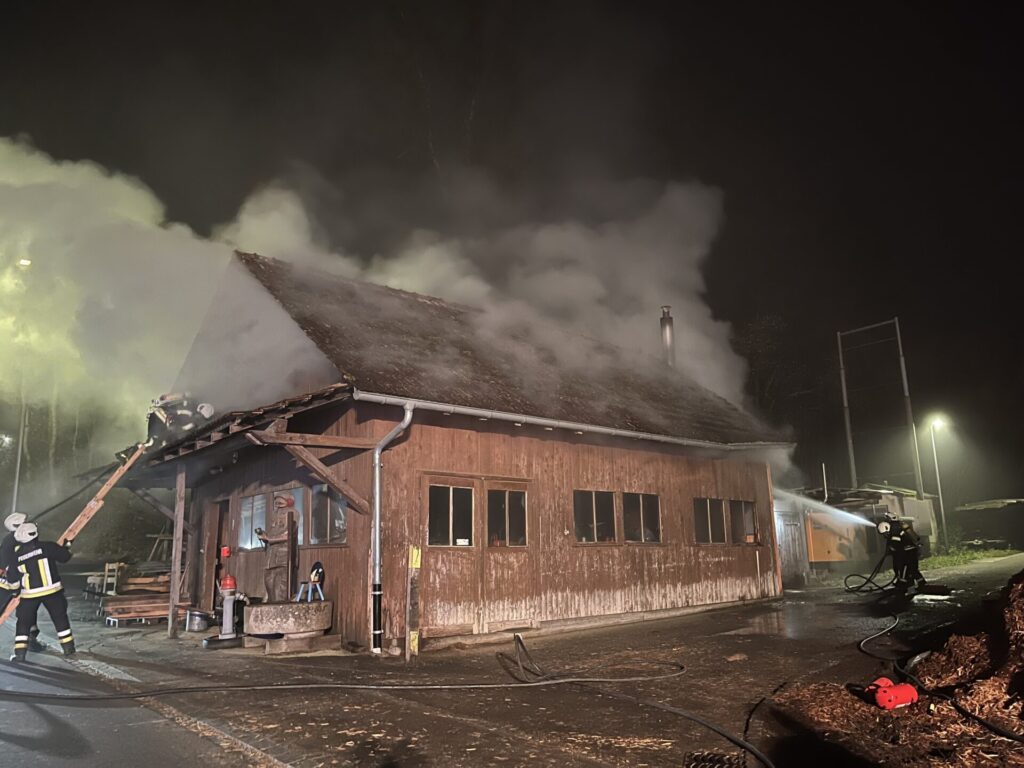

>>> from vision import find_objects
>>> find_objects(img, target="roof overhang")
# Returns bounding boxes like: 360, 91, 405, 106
352, 389, 795, 453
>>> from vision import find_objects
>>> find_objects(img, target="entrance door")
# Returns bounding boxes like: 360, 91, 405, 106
420, 476, 482, 636
200, 500, 230, 611
481, 482, 534, 632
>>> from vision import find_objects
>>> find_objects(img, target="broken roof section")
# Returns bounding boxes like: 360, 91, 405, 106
233, 251, 786, 448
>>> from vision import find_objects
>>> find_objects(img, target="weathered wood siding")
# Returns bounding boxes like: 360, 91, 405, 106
189, 401, 781, 648
189, 403, 376, 645
368, 405, 782, 644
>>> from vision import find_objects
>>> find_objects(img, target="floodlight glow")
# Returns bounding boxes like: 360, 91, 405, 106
17, 258, 32, 267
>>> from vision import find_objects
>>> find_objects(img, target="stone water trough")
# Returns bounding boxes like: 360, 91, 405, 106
243, 601, 334, 654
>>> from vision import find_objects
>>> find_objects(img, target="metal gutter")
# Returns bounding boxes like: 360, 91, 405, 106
370, 402, 414, 654
351, 390, 791, 452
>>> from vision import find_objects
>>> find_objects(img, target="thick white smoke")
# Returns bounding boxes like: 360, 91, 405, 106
0, 138, 229, 441
224, 182, 747, 403
2, 137, 748, 457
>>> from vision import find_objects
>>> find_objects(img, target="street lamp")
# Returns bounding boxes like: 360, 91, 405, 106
929, 416, 949, 551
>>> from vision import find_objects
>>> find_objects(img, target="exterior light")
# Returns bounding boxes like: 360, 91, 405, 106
931, 416, 947, 429
1, 434, 12, 448
17, 258, 32, 268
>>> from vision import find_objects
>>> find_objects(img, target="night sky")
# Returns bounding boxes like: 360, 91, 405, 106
2, 2, 1020, 504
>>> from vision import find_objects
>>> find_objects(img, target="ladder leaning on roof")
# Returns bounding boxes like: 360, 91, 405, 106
0, 441, 151, 629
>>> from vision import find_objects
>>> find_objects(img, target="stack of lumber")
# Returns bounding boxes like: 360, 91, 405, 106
101, 594, 188, 627
119, 573, 171, 594
134, 560, 172, 576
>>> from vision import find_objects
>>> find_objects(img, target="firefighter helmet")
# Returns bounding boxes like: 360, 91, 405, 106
14, 522, 38, 544
4, 512, 26, 532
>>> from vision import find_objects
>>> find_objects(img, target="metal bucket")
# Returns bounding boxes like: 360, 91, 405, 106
185, 610, 210, 632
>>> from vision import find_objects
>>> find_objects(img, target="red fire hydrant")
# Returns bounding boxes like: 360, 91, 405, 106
218, 574, 238, 639
866, 677, 919, 710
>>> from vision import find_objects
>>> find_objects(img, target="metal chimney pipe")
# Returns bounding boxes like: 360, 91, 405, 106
660, 306, 676, 368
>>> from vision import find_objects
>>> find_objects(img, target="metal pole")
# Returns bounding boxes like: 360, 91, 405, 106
821, 462, 828, 503
10, 389, 27, 514
893, 317, 925, 499
931, 424, 948, 552
836, 331, 858, 488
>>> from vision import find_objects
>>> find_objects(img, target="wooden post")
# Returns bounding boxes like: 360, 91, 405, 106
168, 464, 186, 638
405, 545, 421, 662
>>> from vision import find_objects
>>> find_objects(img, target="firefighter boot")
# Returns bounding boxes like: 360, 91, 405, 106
29, 626, 44, 652
62, 639, 77, 656
10, 647, 26, 663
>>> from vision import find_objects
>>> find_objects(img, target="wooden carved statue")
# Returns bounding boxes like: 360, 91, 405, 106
257, 495, 297, 603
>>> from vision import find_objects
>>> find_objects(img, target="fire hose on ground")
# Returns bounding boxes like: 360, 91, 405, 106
855, 614, 1024, 744
0, 634, 776, 767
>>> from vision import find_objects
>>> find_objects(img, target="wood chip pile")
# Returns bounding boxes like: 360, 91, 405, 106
773, 569, 1024, 766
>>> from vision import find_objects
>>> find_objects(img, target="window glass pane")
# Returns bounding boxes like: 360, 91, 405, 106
252, 494, 267, 545
729, 500, 745, 545
428, 485, 451, 545
742, 501, 757, 543
311, 485, 330, 545
573, 490, 595, 542
239, 496, 253, 549
693, 498, 711, 544
274, 489, 303, 546
508, 491, 527, 546
488, 490, 507, 546
623, 493, 642, 542
595, 491, 615, 542
452, 487, 473, 546
642, 494, 661, 542
332, 497, 348, 544
709, 498, 726, 543
310, 485, 347, 544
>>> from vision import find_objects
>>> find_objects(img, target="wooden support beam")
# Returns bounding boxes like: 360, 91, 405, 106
129, 488, 196, 535
283, 444, 370, 516
247, 430, 377, 451
168, 464, 186, 638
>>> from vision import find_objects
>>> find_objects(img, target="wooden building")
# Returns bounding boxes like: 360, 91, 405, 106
128, 252, 790, 651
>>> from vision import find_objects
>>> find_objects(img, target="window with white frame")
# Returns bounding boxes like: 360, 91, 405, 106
310, 484, 348, 544
573, 490, 616, 543
693, 497, 727, 544
428, 484, 474, 546
623, 493, 661, 543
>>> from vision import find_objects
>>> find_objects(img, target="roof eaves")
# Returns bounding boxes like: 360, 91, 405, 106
352, 389, 794, 452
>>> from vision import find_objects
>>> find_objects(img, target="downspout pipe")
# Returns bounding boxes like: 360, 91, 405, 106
371, 402, 415, 654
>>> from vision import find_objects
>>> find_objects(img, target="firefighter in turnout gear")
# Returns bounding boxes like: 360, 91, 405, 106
0, 513, 26, 617
879, 510, 926, 593
4, 523, 76, 661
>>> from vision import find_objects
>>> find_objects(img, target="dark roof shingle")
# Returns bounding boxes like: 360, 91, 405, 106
237, 251, 786, 446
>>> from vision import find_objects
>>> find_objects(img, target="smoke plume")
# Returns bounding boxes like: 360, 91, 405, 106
2, 137, 748, 459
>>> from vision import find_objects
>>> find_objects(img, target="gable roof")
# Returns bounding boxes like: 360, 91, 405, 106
234, 251, 787, 448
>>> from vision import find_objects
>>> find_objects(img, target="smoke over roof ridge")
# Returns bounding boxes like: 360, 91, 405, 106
235, 251, 784, 446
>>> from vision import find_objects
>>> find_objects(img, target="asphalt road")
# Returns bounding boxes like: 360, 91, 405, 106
0, 572, 255, 768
